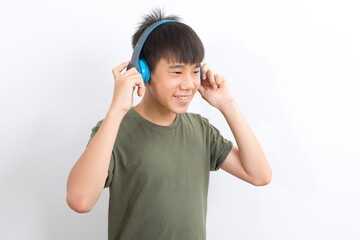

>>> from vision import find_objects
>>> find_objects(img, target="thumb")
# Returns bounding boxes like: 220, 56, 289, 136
197, 84, 205, 97
137, 83, 146, 97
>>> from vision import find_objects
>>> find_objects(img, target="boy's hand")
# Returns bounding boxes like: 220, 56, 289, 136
110, 61, 145, 114
197, 63, 236, 110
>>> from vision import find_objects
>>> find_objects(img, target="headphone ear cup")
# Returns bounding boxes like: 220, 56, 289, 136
200, 65, 202, 81
139, 59, 150, 84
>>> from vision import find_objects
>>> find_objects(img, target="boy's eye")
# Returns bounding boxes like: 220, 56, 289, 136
172, 70, 199, 75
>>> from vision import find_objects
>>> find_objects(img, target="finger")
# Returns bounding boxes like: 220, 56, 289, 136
206, 70, 217, 88
113, 60, 130, 72
116, 73, 142, 82
214, 74, 223, 87
125, 66, 141, 76
134, 77, 146, 97
123, 69, 142, 81
137, 83, 145, 97
112, 60, 130, 77
201, 63, 209, 80
197, 84, 205, 97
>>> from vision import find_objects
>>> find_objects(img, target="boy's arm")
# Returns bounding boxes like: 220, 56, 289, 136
66, 109, 126, 213
218, 101, 272, 186
66, 61, 145, 213
197, 63, 272, 186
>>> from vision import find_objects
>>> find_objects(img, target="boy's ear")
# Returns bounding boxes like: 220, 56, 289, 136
145, 81, 150, 87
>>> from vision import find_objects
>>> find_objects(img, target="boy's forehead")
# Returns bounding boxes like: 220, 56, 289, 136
163, 59, 201, 68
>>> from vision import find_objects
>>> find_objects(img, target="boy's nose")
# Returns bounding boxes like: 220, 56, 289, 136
179, 74, 196, 90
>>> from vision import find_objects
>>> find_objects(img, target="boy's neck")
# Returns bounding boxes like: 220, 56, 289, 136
134, 98, 177, 127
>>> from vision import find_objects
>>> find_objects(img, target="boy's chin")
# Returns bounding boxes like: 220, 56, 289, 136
171, 105, 191, 114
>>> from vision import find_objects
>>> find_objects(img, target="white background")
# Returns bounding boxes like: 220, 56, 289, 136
1, 0, 359, 239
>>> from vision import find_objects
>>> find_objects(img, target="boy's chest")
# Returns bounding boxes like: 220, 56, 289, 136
117, 129, 209, 184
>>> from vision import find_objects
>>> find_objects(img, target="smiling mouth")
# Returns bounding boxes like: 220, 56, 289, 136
174, 95, 191, 103
174, 95, 191, 100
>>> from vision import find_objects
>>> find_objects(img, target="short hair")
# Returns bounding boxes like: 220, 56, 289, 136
131, 8, 205, 73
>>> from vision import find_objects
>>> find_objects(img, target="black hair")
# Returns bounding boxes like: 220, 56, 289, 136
131, 8, 205, 73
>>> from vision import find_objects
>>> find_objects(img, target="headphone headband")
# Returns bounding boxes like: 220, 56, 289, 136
127, 20, 176, 71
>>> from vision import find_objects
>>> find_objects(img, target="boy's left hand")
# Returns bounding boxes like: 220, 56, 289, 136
197, 63, 236, 110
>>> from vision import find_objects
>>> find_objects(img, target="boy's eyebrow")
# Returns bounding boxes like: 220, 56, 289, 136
168, 64, 201, 69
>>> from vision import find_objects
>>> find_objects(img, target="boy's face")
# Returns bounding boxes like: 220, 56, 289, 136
145, 58, 201, 114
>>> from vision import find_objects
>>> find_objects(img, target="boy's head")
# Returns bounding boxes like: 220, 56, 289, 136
131, 8, 205, 75
132, 8, 205, 114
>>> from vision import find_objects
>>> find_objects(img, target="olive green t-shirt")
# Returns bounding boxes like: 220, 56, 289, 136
87, 106, 233, 240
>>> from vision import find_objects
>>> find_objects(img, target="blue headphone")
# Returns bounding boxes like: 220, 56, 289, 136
127, 20, 202, 84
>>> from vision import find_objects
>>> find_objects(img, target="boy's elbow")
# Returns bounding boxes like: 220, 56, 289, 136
253, 177, 271, 186
252, 171, 272, 186
252, 172, 272, 187
66, 193, 93, 213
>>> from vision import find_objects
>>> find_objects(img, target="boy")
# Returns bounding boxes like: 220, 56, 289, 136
66, 9, 272, 240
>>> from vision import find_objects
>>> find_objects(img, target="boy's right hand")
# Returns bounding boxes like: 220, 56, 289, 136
109, 61, 145, 114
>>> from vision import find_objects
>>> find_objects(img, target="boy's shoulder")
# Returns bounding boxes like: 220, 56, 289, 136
89, 110, 212, 133
181, 111, 211, 126
183, 111, 203, 119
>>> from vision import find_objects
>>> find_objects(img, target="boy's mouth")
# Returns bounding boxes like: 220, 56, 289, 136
174, 95, 191, 103
174, 95, 191, 100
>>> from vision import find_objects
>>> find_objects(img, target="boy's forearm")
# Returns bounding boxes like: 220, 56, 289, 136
66, 107, 126, 213
219, 101, 272, 182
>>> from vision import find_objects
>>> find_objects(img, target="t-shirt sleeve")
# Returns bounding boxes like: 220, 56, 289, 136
86, 120, 115, 188
203, 117, 233, 171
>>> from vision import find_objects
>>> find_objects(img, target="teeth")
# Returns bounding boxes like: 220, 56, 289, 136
178, 96, 189, 100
